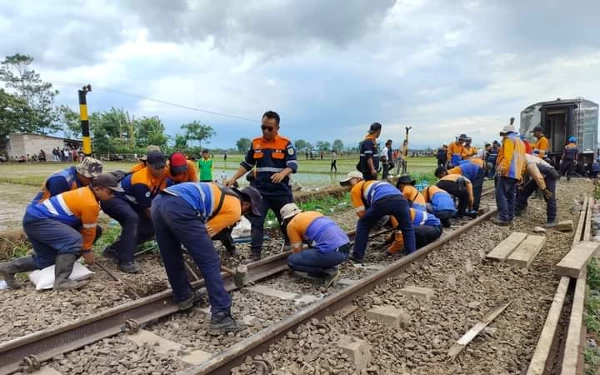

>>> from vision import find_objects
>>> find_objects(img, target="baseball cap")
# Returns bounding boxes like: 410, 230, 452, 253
147, 150, 166, 169
340, 171, 363, 185
281, 203, 301, 220
369, 122, 382, 133
533, 126, 543, 133
140, 145, 161, 161
76, 157, 103, 178
92, 173, 124, 192
238, 186, 262, 217
169, 152, 188, 175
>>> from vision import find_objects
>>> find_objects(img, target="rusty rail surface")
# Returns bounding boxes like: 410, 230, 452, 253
0, 227, 388, 375
180, 208, 497, 375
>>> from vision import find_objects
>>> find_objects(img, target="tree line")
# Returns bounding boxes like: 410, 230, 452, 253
0, 53, 216, 156
235, 138, 351, 153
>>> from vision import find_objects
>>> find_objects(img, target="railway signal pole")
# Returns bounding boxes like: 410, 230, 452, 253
78, 85, 92, 157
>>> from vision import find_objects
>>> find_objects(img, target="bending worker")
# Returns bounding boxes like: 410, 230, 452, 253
395, 175, 427, 211
225, 111, 298, 262
422, 185, 456, 228
0, 173, 122, 290
436, 173, 475, 219
383, 208, 443, 255
102, 150, 166, 273
516, 154, 559, 227
152, 182, 262, 334
31, 157, 103, 203
131, 145, 161, 173
280, 203, 349, 284
166, 152, 199, 186
340, 171, 415, 262
435, 158, 484, 213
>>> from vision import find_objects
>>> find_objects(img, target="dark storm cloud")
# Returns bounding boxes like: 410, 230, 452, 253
0, 2, 126, 68
122, 0, 397, 52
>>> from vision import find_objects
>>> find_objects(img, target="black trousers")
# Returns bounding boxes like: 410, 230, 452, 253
249, 193, 293, 255
436, 180, 469, 216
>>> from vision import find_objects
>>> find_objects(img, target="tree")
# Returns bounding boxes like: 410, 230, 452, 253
180, 120, 215, 149
316, 141, 331, 151
236, 137, 251, 153
0, 89, 34, 152
0, 54, 60, 134
57, 105, 81, 139
172, 134, 188, 150
294, 139, 312, 151
136, 116, 168, 148
332, 139, 344, 152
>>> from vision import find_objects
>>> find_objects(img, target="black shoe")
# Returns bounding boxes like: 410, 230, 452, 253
118, 261, 141, 273
177, 290, 202, 311
209, 312, 247, 334
242, 252, 261, 264
348, 255, 363, 265
491, 218, 510, 226
102, 246, 118, 260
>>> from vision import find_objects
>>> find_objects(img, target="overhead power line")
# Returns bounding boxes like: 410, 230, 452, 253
52, 81, 257, 123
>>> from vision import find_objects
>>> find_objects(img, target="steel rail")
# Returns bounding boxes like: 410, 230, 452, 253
180, 208, 497, 375
0, 227, 389, 375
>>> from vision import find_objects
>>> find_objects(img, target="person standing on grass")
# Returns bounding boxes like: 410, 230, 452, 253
340, 171, 415, 262
152, 182, 261, 333
280, 203, 349, 287
198, 149, 214, 182
330, 149, 338, 173
358, 122, 382, 181
381, 139, 393, 179
436, 145, 448, 168
494, 121, 526, 226
0, 173, 122, 290
225, 111, 298, 262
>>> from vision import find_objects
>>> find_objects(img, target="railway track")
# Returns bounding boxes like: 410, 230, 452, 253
1, 188, 499, 375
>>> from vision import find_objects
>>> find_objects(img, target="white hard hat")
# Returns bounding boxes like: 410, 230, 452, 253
281, 203, 301, 220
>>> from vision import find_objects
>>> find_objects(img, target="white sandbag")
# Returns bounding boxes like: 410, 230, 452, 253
28, 262, 94, 290
231, 216, 252, 239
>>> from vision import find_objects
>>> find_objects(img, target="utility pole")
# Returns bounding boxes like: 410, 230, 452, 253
403, 126, 412, 174
78, 85, 92, 157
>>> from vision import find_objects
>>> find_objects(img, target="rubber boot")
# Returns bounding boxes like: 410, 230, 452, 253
53, 253, 89, 290
386, 232, 405, 254
0, 256, 37, 289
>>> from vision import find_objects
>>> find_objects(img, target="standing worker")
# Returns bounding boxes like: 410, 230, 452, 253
436, 145, 448, 168
560, 136, 579, 182
280, 203, 349, 285
102, 150, 167, 273
358, 123, 382, 181
152, 182, 261, 333
447, 134, 467, 168
330, 149, 338, 173
486, 141, 500, 178
463, 137, 476, 158
381, 139, 393, 179
166, 152, 199, 186
340, 171, 416, 262
399, 140, 409, 175
494, 122, 526, 226
31, 157, 103, 204
225, 111, 298, 262
0, 173, 122, 289
516, 154, 559, 227
198, 149, 214, 182
532, 126, 549, 159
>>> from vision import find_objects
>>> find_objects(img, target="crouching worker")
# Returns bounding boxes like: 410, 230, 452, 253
0, 173, 122, 290
395, 175, 427, 211
340, 171, 416, 263
516, 154, 559, 227
383, 209, 443, 254
151, 182, 262, 333
280, 203, 349, 285
422, 186, 456, 228
436, 173, 475, 218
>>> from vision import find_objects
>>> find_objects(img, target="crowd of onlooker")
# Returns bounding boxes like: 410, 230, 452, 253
3, 146, 82, 163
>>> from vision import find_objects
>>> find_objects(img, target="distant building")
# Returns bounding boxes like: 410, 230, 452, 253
6, 133, 82, 160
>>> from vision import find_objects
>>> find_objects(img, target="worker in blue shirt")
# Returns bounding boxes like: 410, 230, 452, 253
560, 136, 579, 182
225, 111, 298, 262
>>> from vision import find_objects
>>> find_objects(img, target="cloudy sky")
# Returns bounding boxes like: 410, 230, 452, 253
2, 0, 599, 149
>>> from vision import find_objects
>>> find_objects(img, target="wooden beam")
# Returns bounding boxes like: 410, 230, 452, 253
506, 235, 547, 268
556, 241, 600, 278
486, 232, 528, 261
572, 197, 589, 248
526, 276, 570, 375
560, 270, 587, 375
